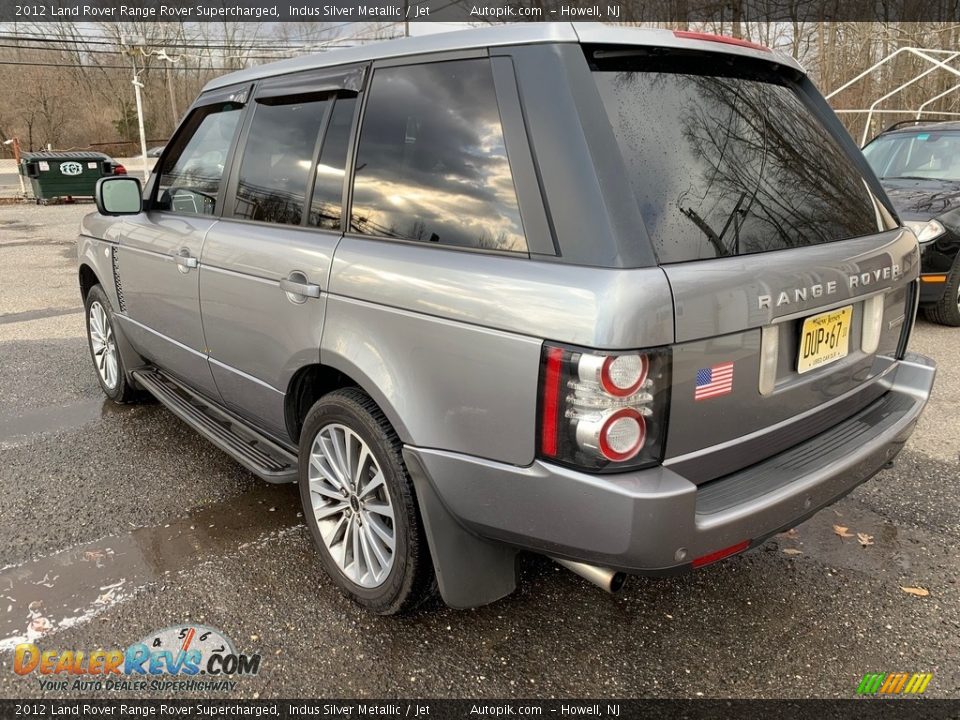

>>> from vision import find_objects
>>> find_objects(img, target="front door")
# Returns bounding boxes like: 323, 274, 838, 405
115, 100, 244, 399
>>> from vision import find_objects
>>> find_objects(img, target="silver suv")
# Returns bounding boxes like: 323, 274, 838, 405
79, 24, 936, 614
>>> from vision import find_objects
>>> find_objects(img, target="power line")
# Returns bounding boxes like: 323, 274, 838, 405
0, 21, 363, 50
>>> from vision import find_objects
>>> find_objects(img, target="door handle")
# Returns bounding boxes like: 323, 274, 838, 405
280, 274, 321, 300
174, 248, 198, 272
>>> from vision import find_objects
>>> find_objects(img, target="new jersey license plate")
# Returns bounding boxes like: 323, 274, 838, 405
797, 305, 853, 374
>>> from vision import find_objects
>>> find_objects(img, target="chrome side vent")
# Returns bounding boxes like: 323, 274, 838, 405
112, 248, 126, 312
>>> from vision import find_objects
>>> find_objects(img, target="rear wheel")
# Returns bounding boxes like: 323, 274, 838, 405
298, 388, 435, 614
84, 284, 138, 403
923, 259, 960, 326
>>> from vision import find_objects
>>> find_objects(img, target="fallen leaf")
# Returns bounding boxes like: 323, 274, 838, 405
782, 548, 803, 556
833, 524, 854, 539
857, 533, 875, 547
778, 528, 799, 539
900, 586, 929, 597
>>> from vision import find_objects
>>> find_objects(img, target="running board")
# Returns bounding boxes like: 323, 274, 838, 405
132, 369, 298, 484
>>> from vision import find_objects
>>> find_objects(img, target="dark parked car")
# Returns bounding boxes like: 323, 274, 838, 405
863, 121, 960, 325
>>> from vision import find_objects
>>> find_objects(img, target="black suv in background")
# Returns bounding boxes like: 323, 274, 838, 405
863, 121, 960, 325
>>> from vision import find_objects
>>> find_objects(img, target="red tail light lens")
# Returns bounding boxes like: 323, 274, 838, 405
538, 344, 670, 472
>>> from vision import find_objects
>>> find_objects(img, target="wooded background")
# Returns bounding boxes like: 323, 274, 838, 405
1, 19, 959, 155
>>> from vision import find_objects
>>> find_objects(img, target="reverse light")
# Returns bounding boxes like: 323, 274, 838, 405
904, 219, 945, 243
538, 344, 670, 472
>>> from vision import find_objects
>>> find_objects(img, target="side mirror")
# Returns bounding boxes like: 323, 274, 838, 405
95, 176, 143, 216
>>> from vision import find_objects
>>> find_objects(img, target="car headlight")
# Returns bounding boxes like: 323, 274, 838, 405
904, 219, 946, 243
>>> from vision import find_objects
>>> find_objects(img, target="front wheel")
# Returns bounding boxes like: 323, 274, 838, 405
298, 388, 435, 615
84, 284, 138, 403
923, 257, 960, 326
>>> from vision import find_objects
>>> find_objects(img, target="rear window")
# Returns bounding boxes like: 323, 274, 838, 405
592, 57, 879, 263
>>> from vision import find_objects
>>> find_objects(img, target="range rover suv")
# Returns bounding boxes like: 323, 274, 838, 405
78, 24, 935, 614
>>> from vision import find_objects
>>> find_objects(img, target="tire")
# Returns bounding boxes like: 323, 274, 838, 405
84, 284, 138, 403
298, 388, 436, 615
923, 258, 960, 326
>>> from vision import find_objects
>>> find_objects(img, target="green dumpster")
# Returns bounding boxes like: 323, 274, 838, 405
18, 151, 121, 203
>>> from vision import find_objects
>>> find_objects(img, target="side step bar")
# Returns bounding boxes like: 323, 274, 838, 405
132, 369, 298, 484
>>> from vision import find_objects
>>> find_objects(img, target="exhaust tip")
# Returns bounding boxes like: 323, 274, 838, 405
551, 556, 628, 594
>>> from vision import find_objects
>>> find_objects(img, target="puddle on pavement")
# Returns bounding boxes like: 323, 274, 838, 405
0, 482, 301, 651
0, 399, 123, 445
774, 494, 919, 577
0, 306, 83, 325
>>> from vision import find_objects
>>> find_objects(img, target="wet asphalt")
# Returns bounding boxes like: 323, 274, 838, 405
0, 204, 957, 700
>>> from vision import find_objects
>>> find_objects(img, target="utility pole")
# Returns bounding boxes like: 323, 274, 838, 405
122, 37, 150, 181
165, 63, 179, 128
403, 0, 410, 37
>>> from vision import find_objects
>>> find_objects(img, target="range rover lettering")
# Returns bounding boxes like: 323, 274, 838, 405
77, 24, 936, 614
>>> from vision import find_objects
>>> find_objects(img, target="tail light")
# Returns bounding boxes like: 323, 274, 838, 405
113, 164, 127, 176
538, 343, 670, 472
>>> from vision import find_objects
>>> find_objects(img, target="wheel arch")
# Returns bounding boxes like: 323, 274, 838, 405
284, 361, 412, 447
78, 263, 101, 302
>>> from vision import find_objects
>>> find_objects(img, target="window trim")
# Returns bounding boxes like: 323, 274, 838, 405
146, 83, 252, 218
305, 93, 361, 232
343, 51, 536, 258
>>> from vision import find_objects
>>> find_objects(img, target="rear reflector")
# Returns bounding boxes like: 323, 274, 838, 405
673, 30, 772, 53
691, 540, 751, 568
920, 275, 947, 283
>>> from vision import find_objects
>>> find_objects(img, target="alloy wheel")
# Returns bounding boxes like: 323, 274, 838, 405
307, 423, 396, 588
88, 301, 118, 390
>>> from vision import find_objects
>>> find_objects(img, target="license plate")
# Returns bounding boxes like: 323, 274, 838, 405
797, 305, 853, 374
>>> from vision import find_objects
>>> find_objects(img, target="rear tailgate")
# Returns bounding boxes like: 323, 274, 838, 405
662, 230, 917, 482
589, 44, 919, 482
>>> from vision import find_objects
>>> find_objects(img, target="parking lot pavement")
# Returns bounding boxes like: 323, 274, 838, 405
0, 203, 957, 699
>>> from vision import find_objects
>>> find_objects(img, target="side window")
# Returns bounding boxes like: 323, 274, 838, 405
309, 96, 356, 229
156, 104, 242, 215
233, 97, 331, 226
350, 59, 527, 253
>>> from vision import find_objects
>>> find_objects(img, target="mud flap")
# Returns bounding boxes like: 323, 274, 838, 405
110, 314, 149, 391
403, 448, 517, 609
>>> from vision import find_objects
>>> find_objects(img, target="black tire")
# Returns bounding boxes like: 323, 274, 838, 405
923, 259, 960, 326
298, 388, 436, 615
84, 284, 139, 403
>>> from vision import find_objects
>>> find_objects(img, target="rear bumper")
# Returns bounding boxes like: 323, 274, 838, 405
408, 353, 935, 574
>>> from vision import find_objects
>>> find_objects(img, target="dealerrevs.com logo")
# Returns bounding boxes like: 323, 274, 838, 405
14, 625, 261, 693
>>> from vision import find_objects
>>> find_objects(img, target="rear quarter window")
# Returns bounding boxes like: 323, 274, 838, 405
350, 58, 527, 253
592, 57, 880, 263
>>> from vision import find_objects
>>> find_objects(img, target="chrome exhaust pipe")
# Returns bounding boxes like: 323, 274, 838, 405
551, 557, 627, 594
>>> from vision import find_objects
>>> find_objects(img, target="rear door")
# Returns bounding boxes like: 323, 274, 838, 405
199, 68, 362, 440
590, 50, 918, 483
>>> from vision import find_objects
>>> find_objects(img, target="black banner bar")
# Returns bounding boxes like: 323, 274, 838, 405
1, 700, 960, 720
4, 0, 960, 23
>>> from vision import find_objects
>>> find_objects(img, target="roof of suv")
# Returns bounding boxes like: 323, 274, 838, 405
204, 22, 803, 92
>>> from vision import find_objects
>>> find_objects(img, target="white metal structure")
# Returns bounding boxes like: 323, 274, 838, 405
825, 47, 960, 146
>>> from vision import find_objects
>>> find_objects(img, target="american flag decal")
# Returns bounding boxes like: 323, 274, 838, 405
695, 362, 734, 401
